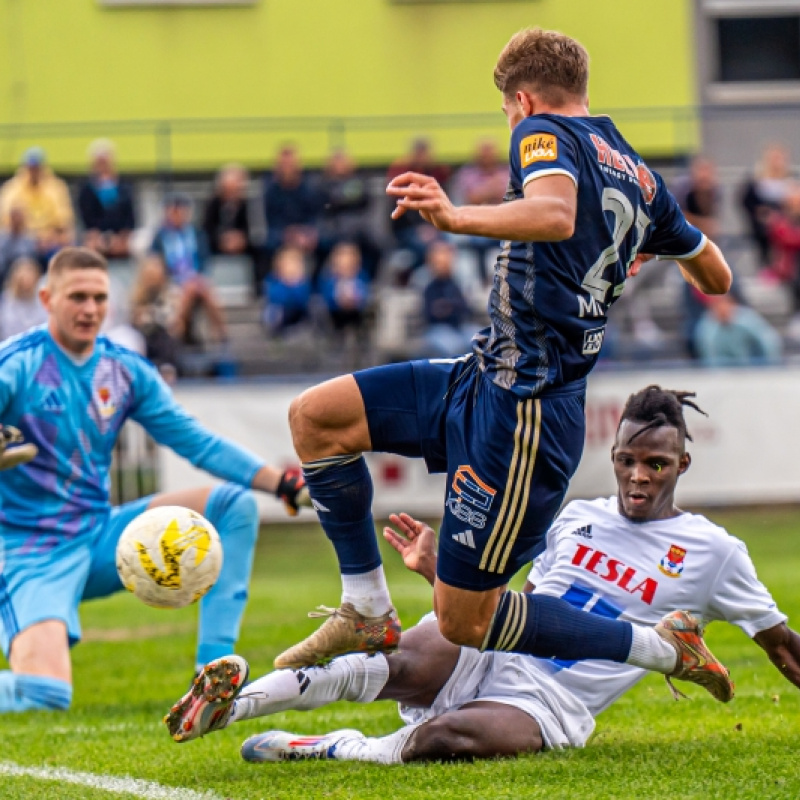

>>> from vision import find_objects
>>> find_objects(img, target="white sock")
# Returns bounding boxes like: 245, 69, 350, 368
335, 724, 420, 765
341, 566, 393, 617
230, 653, 390, 724
626, 626, 678, 674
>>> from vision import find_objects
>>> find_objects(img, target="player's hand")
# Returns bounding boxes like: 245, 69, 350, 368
0, 425, 37, 471
383, 512, 437, 585
627, 252, 655, 278
276, 468, 310, 517
386, 172, 460, 233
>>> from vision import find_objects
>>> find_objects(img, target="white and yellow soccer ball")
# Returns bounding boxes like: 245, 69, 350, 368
116, 505, 223, 609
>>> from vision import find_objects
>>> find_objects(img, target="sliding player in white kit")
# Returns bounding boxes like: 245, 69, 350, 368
164, 386, 800, 763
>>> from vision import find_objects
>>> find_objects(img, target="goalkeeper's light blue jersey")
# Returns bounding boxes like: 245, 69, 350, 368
0, 326, 264, 546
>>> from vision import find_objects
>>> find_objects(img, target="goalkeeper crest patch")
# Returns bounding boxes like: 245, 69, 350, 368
521, 133, 558, 167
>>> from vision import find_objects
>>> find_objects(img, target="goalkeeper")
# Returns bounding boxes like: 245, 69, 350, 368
0, 246, 308, 713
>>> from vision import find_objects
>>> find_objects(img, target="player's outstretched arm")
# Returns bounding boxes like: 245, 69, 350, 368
675, 239, 732, 295
383, 512, 437, 586
386, 171, 576, 242
753, 623, 800, 690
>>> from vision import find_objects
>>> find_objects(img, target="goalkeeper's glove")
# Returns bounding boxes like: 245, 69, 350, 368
0, 425, 38, 471
276, 468, 310, 517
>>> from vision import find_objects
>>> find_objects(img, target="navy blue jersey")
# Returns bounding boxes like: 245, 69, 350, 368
473, 114, 705, 397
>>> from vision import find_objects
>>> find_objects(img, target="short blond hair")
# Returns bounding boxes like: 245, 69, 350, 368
494, 28, 589, 104
47, 246, 108, 286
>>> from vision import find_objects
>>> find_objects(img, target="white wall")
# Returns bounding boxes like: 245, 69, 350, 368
162, 367, 800, 520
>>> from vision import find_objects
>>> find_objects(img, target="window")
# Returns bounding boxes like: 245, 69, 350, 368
717, 15, 800, 82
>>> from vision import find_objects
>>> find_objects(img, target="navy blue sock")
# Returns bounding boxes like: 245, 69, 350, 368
302, 455, 381, 574
482, 591, 633, 662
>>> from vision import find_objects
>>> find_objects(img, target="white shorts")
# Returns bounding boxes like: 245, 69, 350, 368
398, 646, 596, 750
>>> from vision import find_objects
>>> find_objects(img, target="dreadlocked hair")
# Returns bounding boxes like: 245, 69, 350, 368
618, 385, 707, 444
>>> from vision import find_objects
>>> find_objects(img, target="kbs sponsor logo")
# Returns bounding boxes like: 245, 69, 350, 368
658, 544, 687, 578
446, 495, 487, 529
521, 133, 557, 166
571, 543, 658, 605
582, 326, 605, 355
451, 465, 496, 512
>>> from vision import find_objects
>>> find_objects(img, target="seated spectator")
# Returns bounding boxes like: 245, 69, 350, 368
767, 181, 800, 310
0, 257, 46, 340
130, 254, 182, 374
203, 163, 255, 259
741, 143, 793, 267
387, 138, 450, 271
262, 145, 320, 288
694, 294, 782, 366
319, 241, 370, 334
319, 149, 381, 280
78, 139, 136, 258
0, 147, 74, 262
421, 240, 474, 358
451, 139, 508, 283
263, 245, 312, 336
0, 206, 37, 287
151, 194, 227, 344
681, 156, 721, 239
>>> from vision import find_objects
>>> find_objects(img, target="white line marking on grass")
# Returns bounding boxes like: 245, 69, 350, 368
0, 761, 225, 800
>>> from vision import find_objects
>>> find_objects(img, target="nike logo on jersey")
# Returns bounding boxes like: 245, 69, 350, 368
452, 529, 476, 549
311, 499, 330, 513
572, 542, 658, 605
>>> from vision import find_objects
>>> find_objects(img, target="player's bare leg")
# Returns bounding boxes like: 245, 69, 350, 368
275, 376, 400, 669
401, 702, 543, 762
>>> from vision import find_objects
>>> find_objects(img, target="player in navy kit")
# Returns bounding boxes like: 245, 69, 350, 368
275, 28, 732, 679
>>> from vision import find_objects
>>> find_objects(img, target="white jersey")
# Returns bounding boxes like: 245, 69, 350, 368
526, 496, 787, 717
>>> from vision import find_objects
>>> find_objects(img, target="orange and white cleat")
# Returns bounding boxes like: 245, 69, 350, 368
163, 655, 249, 742
655, 610, 734, 703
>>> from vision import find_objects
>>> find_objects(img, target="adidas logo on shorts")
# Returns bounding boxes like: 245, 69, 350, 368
452, 529, 476, 549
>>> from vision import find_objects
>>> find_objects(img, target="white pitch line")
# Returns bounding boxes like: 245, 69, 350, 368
0, 761, 225, 800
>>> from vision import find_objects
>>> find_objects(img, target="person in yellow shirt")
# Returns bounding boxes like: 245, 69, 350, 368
0, 147, 75, 259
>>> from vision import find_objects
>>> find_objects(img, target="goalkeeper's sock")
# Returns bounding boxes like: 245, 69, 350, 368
230, 653, 389, 723
0, 671, 72, 712
195, 484, 259, 669
302, 455, 392, 617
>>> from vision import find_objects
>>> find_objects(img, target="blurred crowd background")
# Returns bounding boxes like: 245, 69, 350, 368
0, 135, 796, 380
0, 0, 796, 382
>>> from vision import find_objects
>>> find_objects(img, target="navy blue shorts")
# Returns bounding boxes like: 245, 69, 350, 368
354, 356, 586, 591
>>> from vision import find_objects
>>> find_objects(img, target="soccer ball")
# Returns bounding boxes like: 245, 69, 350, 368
116, 505, 223, 609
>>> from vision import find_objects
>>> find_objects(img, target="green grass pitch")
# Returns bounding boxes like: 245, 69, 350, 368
1, 508, 798, 800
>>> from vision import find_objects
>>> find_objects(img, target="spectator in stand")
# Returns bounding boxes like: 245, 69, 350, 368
741, 144, 794, 267
451, 139, 509, 283
387, 138, 450, 271
320, 241, 370, 335
0, 206, 37, 288
151, 194, 227, 345
78, 139, 136, 259
130, 253, 182, 375
262, 146, 320, 289
694, 293, 782, 367
0, 147, 74, 262
682, 156, 721, 239
203, 163, 255, 260
263, 245, 312, 337
0, 257, 46, 341
421, 240, 474, 358
678, 156, 724, 357
320, 149, 381, 281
